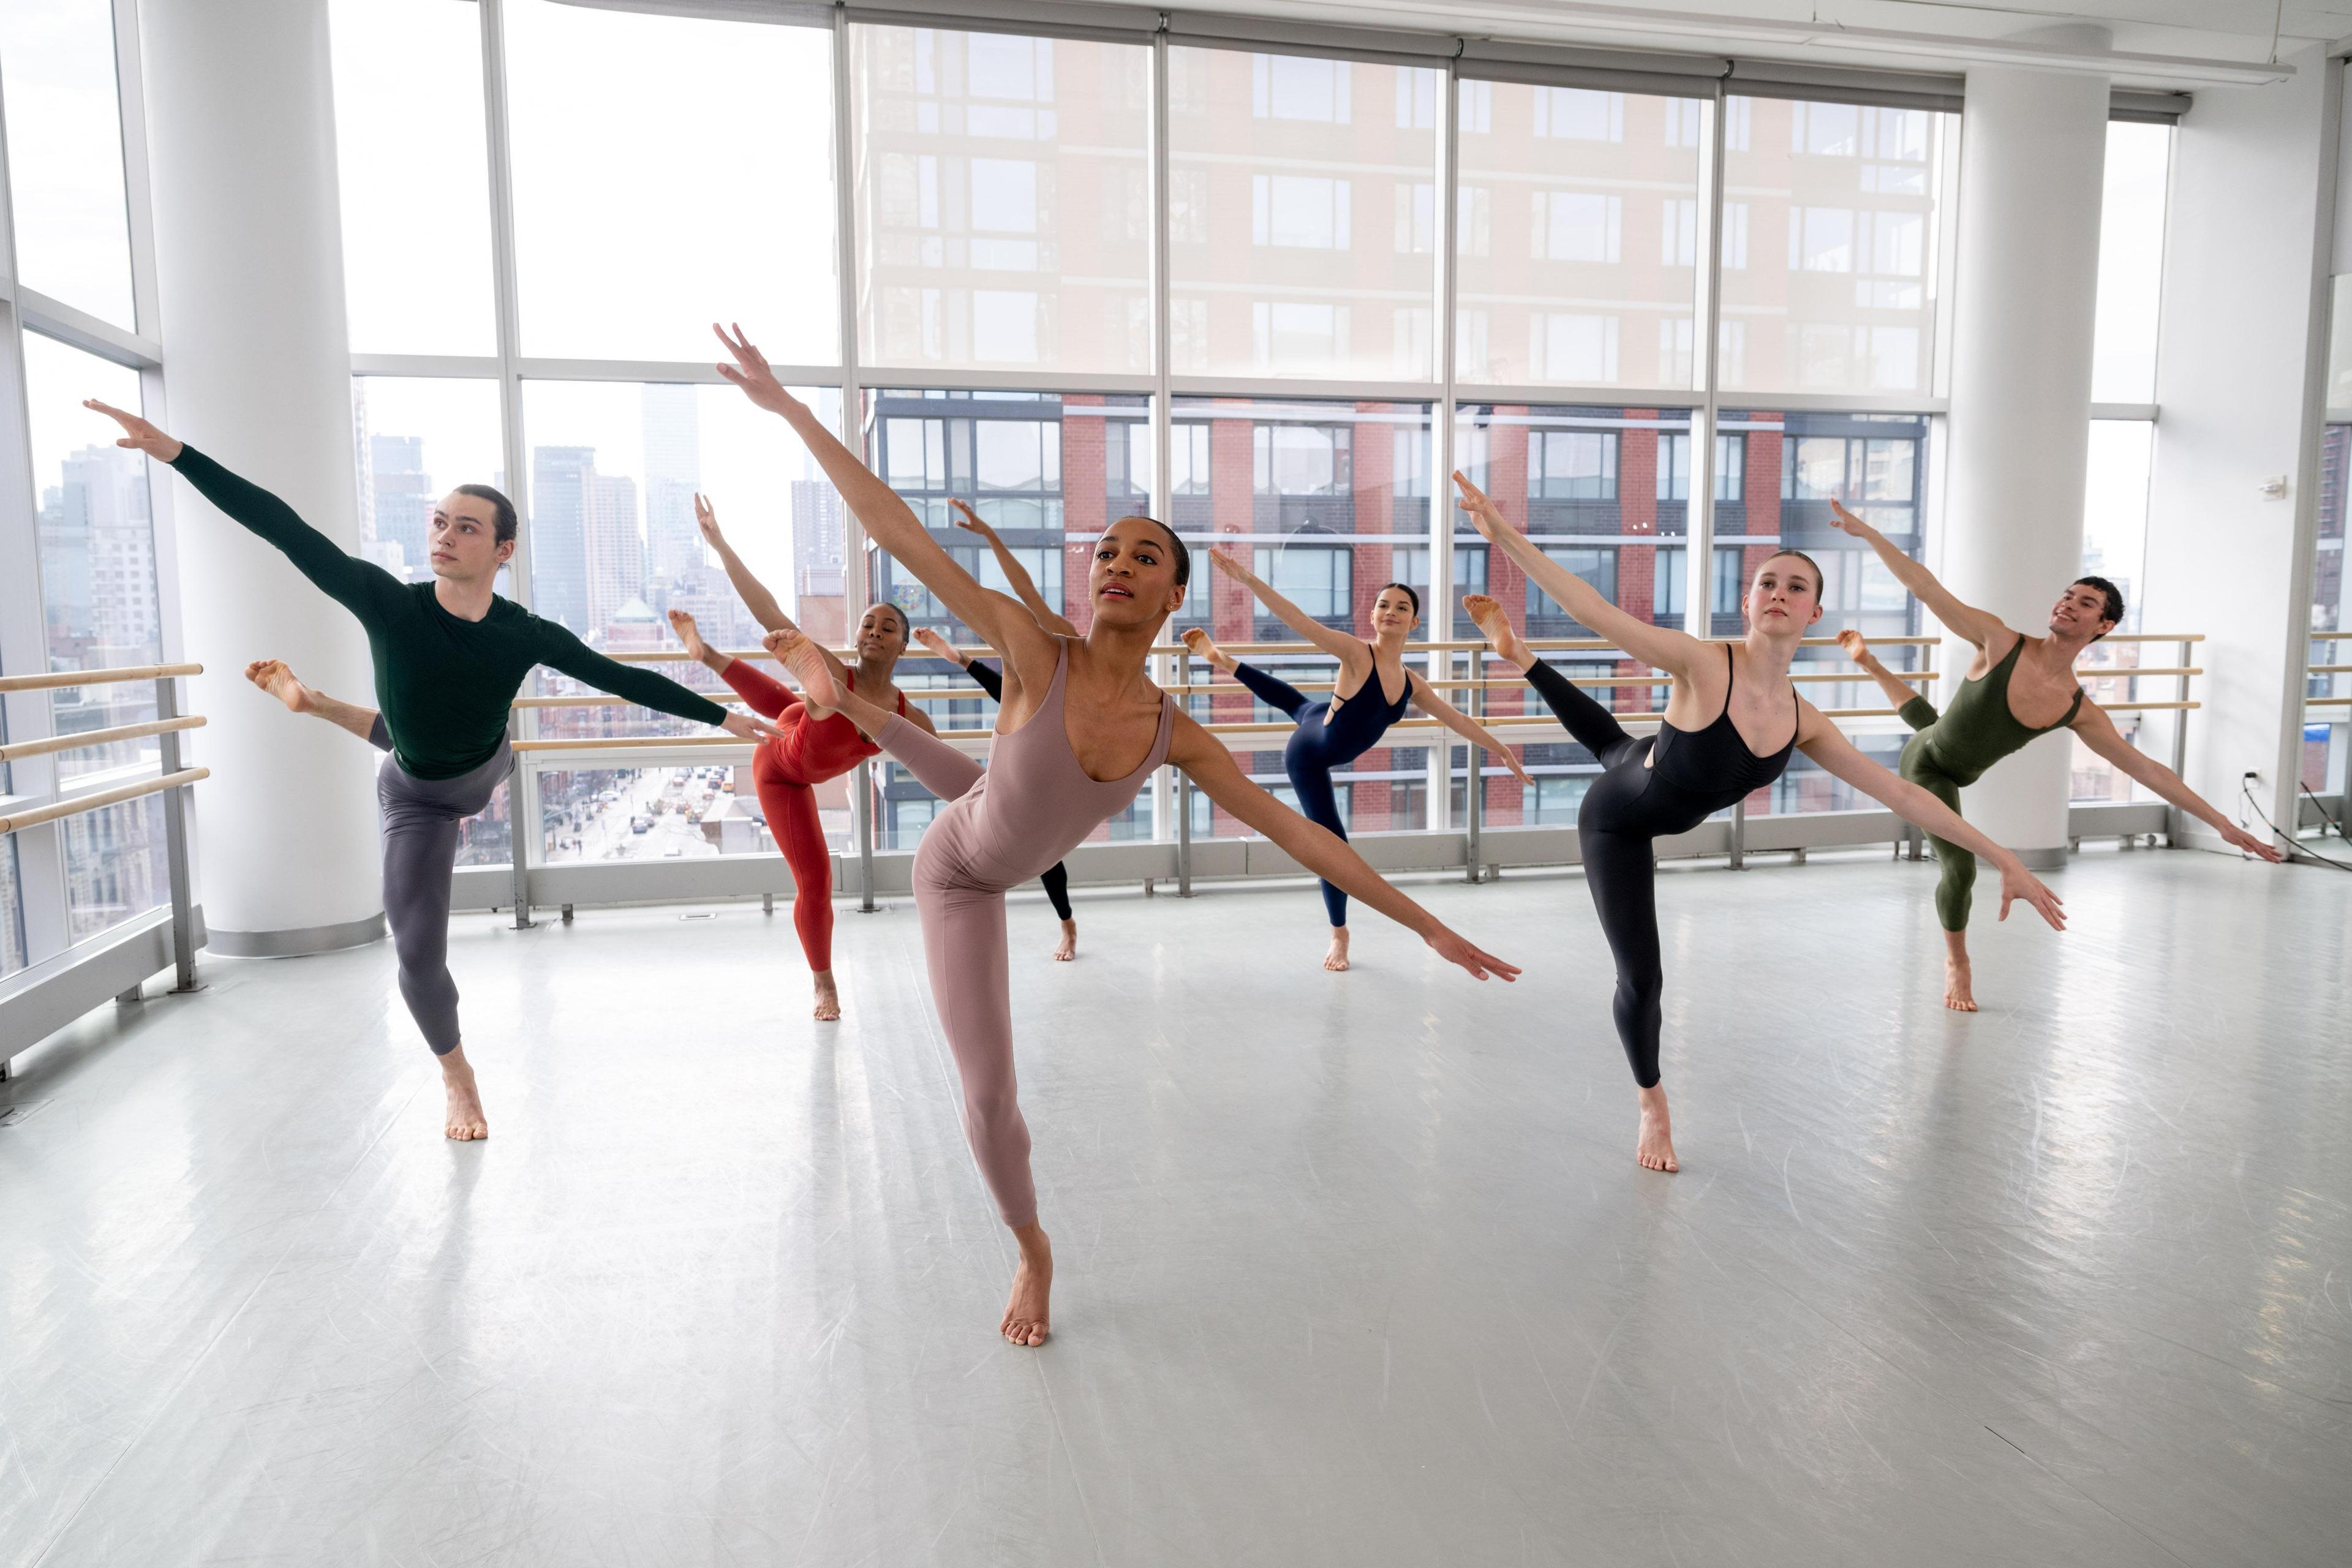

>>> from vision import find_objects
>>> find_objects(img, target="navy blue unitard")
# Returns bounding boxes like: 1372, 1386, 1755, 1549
1231, 650, 1412, 927
1525, 645, 1795, 1087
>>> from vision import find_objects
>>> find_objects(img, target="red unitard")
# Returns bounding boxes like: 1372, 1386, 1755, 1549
721, 658, 906, 972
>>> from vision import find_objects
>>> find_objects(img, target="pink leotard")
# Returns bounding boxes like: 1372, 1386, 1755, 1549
872, 636, 1174, 1227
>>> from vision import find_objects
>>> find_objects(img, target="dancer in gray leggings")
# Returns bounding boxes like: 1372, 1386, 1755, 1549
91, 399, 777, 1140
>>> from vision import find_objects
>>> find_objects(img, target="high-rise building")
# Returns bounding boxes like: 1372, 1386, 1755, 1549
369, 434, 432, 582
40, 445, 159, 669
642, 383, 703, 587
530, 446, 595, 631
791, 476, 846, 642
584, 471, 644, 636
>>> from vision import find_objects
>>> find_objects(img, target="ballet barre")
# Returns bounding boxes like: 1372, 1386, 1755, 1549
0, 662, 206, 998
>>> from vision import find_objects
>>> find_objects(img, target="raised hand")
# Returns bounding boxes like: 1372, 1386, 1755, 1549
1826, 499, 1877, 540
712, 322, 799, 416
1450, 471, 1505, 541
947, 499, 997, 538
720, 710, 784, 744
693, 493, 726, 548
1424, 925, 1520, 982
1206, 544, 1253, 582
2219, 821, 2287, 862
1835, 628, 1873, 665
84, 399, 182, 463
913, 625, 969, 667
1996, 861, 2066, 931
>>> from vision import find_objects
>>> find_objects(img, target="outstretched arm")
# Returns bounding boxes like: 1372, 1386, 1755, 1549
89, 401, 402, 627
1204, 545, 1372, 676
539, 626, 780, 742
1827, 500, 2008, 650
1406, 671, 1537, 788
1170, 716, 1518, 981
950, 501, 1078, 638
2070, 703, 2283, 859
1452, 471, 1705, 679
1794, 703, 2065, 929
693, 494, 793, 633
1836, 628, 1928, 711
713, 324, 1056, 683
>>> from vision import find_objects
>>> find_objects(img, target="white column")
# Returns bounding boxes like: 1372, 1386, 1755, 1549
1939, 62, 2109, 866
142, 0, 383, 954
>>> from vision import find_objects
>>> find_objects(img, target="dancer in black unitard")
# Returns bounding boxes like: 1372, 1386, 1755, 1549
1452, 471, 2066, 1172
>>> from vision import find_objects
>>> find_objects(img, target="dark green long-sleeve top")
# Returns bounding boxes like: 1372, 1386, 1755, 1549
171, 445, 729, 780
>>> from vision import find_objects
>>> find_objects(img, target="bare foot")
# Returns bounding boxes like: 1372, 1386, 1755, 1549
1180, 626, 1238, 675
812, 970, 842, 1021
763, 625, 840, 708
244, 658, 313, 714
1322, 927, 1351, 972
1463, 594, 1533, 669
1943, 955, 1978, 1012
1052, 919, 1077, 962
442, 1046, 489, 1141
666, 608, 715, 668
1002, 1225, 1052, 1347
1636, 1084, 1678, 1172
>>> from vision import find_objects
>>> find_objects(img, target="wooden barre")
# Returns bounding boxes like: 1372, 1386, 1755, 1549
0, 662, 202, 695
0, 767, 209, 835
0, 715, 206, 764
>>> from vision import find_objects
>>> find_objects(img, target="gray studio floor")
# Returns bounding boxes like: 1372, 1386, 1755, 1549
3, 848, 2348, 1567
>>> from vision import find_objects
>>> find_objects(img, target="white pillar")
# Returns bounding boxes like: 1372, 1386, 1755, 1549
142, 0, 383, 954
1940, 61, 2110, 867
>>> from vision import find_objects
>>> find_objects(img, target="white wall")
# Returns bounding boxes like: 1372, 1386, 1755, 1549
2143, 44, 2338, 846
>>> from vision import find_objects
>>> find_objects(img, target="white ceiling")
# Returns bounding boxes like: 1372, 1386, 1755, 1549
1152, 0, 2349, 88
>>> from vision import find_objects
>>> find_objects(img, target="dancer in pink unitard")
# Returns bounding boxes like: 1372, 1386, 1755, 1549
717, 322, 1518, 1348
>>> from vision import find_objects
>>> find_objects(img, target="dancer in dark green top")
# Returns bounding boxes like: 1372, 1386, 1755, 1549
89, 399, 777, 1140
1828, 499, 2280, 1012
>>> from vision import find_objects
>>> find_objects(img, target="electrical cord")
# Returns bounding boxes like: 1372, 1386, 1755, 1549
2242, 778, 2352, 872
2302, 780, 2346, 838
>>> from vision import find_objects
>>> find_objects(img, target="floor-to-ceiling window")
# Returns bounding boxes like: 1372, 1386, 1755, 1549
0, 0, 173, 970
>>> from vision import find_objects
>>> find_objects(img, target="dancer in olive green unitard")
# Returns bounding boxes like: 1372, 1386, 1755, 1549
1828, 499, 2282, 1012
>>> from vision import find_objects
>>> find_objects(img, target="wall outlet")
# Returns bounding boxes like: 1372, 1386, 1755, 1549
2257, 475, 2290, 500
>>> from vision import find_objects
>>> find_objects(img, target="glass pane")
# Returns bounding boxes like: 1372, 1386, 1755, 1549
329, 0, 497, 355
62, 795, 167, 943
2072, 420, 2159, 803
539, 766, 781, 863
1169, 50, 1441, 379
852, 26, 1150, 375
0, 0, 136, 327
0, 835, 25, 979
2304, 421, 2351, 825
26, 335, 163, 783
1452, 84, 1703, 389
520, 381, 844, 742
1719, 98, 1950, 399
2091, 122, 2171, 405
349, 377, 505, 584
506, 2, 837, 362
1164, 396, 1433, 841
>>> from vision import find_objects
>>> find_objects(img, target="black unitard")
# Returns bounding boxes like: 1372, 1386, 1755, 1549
1231, 653, 1412, 927
1526, 646, 1795, 1087
962, 660, 1075, 922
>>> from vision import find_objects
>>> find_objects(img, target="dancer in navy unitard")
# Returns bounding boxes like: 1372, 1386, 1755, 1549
1183, 545, 1534, 970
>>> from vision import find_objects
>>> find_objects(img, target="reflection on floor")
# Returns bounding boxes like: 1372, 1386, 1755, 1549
4, 850, 2348, 1566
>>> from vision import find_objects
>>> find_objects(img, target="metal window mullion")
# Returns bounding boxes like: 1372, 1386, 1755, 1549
1150, 28, 1177, 852
834, 9, 878, 902
1685, 81, 1730, 641
1431, 55, 1459, 836
477, 0, 541, 902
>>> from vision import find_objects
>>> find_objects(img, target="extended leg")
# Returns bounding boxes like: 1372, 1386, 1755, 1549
1522, 657, 1643, 767
915, 873, 1052, 1346
1230, 662, 1314, 722
246, 658, 379, 744
1038, 861, 1078, 961
761, 772, 842, 1019
875, 712, 986, 803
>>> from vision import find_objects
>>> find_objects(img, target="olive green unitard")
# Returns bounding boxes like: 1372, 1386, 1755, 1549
1896, 637, 2084, 930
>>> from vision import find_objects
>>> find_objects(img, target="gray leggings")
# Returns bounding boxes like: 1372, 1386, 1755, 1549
371, 716, 510, 1056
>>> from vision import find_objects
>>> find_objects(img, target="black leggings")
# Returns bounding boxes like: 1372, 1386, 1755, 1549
1522, 662, 1672, 1087
962, 659, 1073, 922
